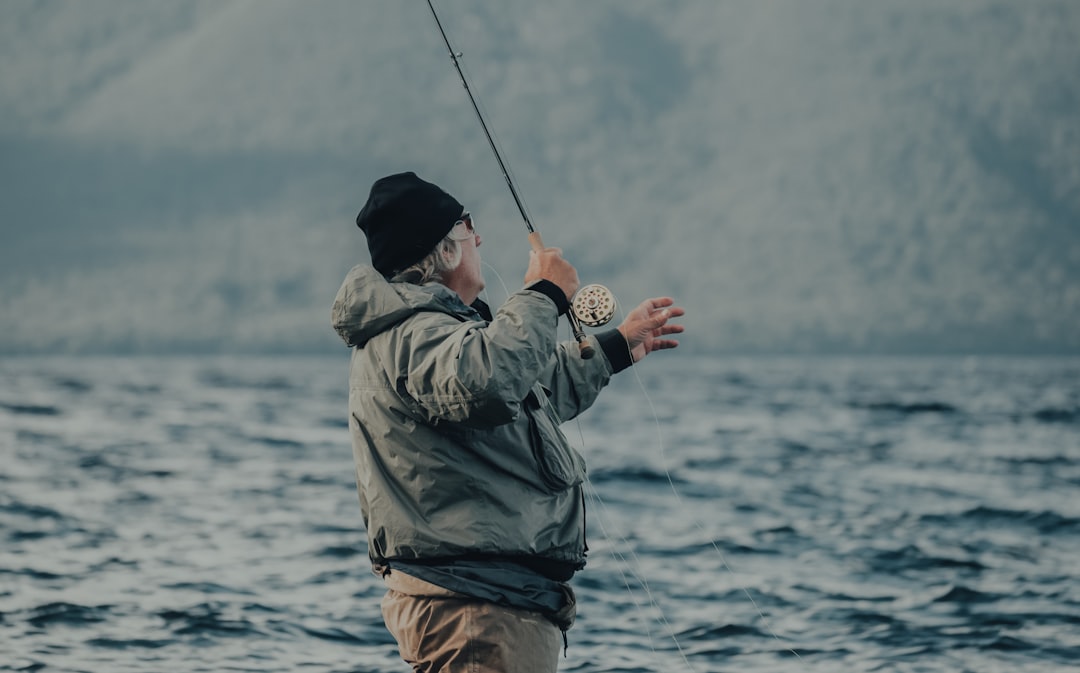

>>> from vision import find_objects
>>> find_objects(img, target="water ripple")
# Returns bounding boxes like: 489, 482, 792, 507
1, 355, 1077, 672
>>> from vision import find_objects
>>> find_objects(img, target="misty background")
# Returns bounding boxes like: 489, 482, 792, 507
1, 0, 1077, 356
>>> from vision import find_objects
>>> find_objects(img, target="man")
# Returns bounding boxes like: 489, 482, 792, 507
331, 172, 684, 672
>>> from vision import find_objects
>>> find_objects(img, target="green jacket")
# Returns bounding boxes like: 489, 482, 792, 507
331, 265, 618, 570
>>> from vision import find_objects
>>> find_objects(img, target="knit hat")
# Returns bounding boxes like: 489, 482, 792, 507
355, 172, 465, 277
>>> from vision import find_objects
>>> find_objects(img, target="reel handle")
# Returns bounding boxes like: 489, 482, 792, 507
528, 232, 595, 360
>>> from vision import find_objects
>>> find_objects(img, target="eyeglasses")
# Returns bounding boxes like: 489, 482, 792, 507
456, 212, 475, 233
449, 212, 477, 240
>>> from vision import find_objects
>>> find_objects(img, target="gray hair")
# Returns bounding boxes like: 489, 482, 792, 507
390, 233, 463, 285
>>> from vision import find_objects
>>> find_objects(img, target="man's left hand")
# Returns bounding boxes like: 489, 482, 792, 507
617, 297, 685, 363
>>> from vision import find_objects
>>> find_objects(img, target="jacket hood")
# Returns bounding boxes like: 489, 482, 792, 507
331, 264, 473, 348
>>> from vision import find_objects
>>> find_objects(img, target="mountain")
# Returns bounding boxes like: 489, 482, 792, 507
1, 0, 1077, 354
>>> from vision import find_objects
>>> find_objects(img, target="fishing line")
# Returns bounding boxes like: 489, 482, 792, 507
566, 337, 699, 670
580, 471, 698, 671
598, 288, 805, 664
482, 258, 690, 665
482, 273, 800, 666
488, 250, 801, 663
483, 182, 800, 667
425, 0, 802, 664
481, 261, 511, 307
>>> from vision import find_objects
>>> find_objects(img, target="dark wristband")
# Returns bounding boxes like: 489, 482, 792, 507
596, 329, 633, 373
527, 280, 571, 316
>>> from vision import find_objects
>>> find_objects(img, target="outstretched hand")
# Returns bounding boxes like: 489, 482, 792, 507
617, 297, 685, 363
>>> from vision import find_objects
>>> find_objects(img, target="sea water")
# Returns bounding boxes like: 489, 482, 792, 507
1, 355, 1078, 672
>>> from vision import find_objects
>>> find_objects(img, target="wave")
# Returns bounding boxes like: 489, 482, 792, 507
23, 602, 113, 628
298, 625, 368, 644
0, 402, 62, 416
1033, 407, 1080, 424
314, 544, 363, 559
677, 622, 765, 640
932, 584, 1002, 604
52, 377, 93, 393
920, 506, 1080, 534
850, 400, 959, 415
861, 544, 987, 573
247, 435, 305, 449
3, 355, 1077, 671
0, 500, 64, 520
158, 603, 264, 638
0, 567, 66, 580
161, 582, 255, 596
197, 370, 297, 391
588, 466, 685, 485
86, 636, 172, 649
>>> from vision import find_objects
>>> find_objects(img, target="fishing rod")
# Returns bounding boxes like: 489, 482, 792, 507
425, 0, 616, 359
423, 10, 806, 664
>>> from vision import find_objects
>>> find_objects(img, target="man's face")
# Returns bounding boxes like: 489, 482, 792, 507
446, 213, 485, 303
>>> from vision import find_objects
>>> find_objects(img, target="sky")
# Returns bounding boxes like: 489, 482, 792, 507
1, 0, 1078, 355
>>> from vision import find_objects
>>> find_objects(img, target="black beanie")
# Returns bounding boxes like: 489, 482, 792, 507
355, 172, 465, 277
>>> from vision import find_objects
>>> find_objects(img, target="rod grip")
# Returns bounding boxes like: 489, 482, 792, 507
568, 312, 596, 359
577, 339, 596, 360
528, 231, 545, 253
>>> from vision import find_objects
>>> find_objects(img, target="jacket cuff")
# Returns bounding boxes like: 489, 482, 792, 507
526, 280, 571, 316
596, 329, 633, 373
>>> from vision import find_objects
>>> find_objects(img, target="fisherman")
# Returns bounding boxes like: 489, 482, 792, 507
331, 171, 685, 672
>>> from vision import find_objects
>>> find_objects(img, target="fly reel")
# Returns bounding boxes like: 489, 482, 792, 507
571, 284, 617, 327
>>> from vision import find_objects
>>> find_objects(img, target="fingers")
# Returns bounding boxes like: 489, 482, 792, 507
650, 339, 680, 352
640, 298, 684, 316
656, 324, 684, 336
645, 304, 685, 329
617, 296, 685, 359
645, 297, 682, 314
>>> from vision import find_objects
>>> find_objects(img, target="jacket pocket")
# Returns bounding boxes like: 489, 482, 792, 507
525, 385, 586, 493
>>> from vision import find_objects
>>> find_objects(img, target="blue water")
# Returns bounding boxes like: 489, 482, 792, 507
2, 355, 1078, 672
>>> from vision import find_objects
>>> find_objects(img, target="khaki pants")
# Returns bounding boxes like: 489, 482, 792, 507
381, 570, 563, 673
